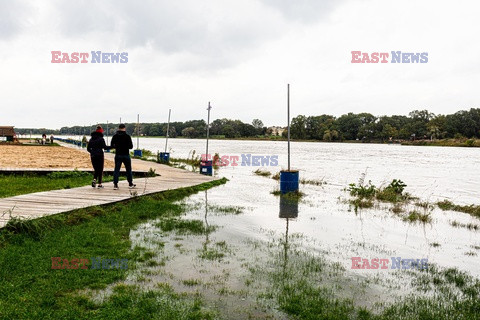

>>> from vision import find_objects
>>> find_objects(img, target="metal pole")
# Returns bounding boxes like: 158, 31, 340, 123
165, 109, 171, 153
287, 84, 291, 171
106, 120, 109, 144
136, 114, 140, 150
206, 102, 212, 159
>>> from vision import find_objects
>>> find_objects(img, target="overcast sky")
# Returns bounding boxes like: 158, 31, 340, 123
1, 0, 479, 128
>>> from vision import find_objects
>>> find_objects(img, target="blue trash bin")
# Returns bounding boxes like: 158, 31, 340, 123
158, 152, 170, 163
200, 160, 213, 176
133, 149, 143, 157
280, 170, 299, 194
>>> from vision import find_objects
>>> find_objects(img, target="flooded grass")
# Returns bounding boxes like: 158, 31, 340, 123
271, 189, 305, 200
249, 235, 480, 320
92, 284, 216, 319
267, 171, 326, 186
437, 200, 480, 219
253, 169, 271, 177
348, 179, 413, 204
207, 204, 245, 215
198, 248, 226, 261
346, 178, 440, 224
0, 178, 227, 319
155, 218, 216, 235
299, 178, 327, 186
350, 198, 374, 211
450, 220, 480, 231
404, 210, 432, 223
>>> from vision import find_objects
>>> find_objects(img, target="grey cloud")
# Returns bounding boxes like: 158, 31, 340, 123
260, 0, 343, 22
0, 1, 32, 40
52, 0, 117, 36
51, 0, 285, 71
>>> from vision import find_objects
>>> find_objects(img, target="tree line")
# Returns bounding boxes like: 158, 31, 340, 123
17, 118, 267, 139
289, 109, 480, 141
15, 108, 480, 141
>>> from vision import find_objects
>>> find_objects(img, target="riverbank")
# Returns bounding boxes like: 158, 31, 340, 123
400, 138, 480, 147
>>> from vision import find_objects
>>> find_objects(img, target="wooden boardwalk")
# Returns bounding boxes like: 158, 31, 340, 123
0, 144, 215, 228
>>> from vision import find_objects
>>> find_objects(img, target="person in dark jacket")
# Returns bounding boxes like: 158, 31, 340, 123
87, 125, 108, 188
110, 124, 136, 190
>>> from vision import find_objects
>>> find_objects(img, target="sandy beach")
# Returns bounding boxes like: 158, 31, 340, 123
0, 145, 115, 169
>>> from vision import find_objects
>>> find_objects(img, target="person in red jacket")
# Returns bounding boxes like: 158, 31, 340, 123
87, 126, 109, 188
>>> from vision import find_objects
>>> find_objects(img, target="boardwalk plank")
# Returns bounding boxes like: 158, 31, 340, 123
0, 144, 216, 228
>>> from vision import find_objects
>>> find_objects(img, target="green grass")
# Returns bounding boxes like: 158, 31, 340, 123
155, 218, 216, 235
404, 210, 432, 223
253, 169, 271, 177
271, 190, 305, 200
207, 204, 244, 215
198, 248, 225, 261
0, 178, 227, 319
349, 179, 412, 204
300, 178, 326, 186
437, 200, 480, 219
253, 237, 480, 320
0, 171, 119, 198
182, 279, 202, 286
450, 220, 480, 231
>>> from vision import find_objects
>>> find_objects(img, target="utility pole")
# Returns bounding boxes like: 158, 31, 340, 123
287, 84, 291, 171
136, 114, 140, 150
165, 109, 171, 153
206, 102, 212, 158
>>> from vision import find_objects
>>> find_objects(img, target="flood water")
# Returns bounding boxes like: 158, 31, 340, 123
58, 136, 480, 316
66, 136, 480, 278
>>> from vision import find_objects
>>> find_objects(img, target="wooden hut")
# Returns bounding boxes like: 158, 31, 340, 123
0, 126, 16, 142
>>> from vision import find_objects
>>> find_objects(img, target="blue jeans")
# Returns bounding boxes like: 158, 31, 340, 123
114, 155, 133, 185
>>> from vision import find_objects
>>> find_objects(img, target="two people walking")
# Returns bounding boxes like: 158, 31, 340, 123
87, 124, 136, 190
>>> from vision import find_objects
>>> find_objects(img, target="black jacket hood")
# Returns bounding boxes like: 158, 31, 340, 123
91, 131, 104, 138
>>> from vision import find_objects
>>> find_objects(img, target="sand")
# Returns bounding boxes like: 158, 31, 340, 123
0, 145, 115, 169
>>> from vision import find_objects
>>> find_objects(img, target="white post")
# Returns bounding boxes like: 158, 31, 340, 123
136, 114, 140, 150
206, 102, 212, 159
165, 108, 171, 153
287, 84, 291, 171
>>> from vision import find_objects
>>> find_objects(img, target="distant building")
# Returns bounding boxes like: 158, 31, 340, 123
0, 126, 15, 142
268, 126, 286, 136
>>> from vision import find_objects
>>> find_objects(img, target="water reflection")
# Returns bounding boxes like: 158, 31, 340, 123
279, 196, 299, 274
203, 190, 210, 254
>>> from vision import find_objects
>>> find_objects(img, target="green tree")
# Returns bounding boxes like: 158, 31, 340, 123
335, 113, 363, 140
252, 119, 263, 129
290, 115, 308, 139
181, 127, 196, 138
